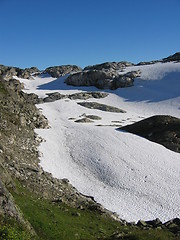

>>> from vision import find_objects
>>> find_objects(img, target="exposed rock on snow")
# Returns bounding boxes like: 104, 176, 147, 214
44, 65, 82, 78
68, 92, 108, 100
84, 61, 134, 71
120, 115, 180, 153
14, 59, 180, 223
65, 69, 141, 89
75, 117, 94, 123
77, 102, 126, 113
136, 52, 180, 66
43, 92, 66, 102
85, 114, 102, 120
0, 65, 40, 80
42, 91, 108, 103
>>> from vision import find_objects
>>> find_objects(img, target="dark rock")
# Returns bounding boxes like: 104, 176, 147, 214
164, 219, 180, 234
68, 92, 108, 100
164, 218, 180, 227
43, 92, 66, 102
163, 52, 180, 62
145, 218, 162, 227
85, 115, 102, 120
44, 65, 82, 78
77, 102, 126, 113
42, 91, 108, 103
120, 115, 180, 153
137, 220, 147, 227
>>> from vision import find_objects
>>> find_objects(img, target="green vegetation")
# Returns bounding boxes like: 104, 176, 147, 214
0, 219, 32, 240
11, 181, 123, 240
8, 181, 178, 240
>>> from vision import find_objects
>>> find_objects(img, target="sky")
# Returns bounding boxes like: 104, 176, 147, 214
0, 0, 180, 69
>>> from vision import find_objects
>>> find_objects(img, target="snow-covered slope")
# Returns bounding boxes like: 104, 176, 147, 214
18, 62, 180, 222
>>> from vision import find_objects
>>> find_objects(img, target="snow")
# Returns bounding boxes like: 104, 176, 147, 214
18, 62, 180, 222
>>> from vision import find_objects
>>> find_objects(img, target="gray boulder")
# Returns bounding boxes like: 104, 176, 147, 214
44, 65, 82, 78
77, 102, 126, 113
65, 69, 140, 90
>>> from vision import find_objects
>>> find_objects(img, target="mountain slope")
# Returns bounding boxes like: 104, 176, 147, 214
18, 60, 180, 222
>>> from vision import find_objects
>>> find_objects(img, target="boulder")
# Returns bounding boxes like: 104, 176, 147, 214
120, 115, 180, 153
43, 92, 66, 102
44, 65, 82, 78
137, 220, 147, 227
145, 218, 162, 227
65, 69, 140, 90
75, 118, 94, 123
77, 102, 126, 113
68, 92, 108, 100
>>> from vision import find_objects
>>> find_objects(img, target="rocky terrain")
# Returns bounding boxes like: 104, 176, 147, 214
163, 52, 180, 62
0, 53, 180, 239
0, 76, 124, 239
43, 65, 82, 78
0, 65, 39, 80
65, 67, 141, 90
120, 115, 180, 153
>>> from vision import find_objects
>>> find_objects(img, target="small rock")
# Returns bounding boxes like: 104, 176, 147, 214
75, 118, 94, 123
137, 220, 147, 227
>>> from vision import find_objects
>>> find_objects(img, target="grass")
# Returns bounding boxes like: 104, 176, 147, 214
8, 181, 179, 240
10, 181, 124, 240
0, 218, 32, 240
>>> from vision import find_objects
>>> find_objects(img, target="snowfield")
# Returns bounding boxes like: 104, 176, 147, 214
18, 62, 180, 222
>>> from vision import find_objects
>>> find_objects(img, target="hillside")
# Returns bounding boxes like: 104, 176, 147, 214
0, 53, 180, 239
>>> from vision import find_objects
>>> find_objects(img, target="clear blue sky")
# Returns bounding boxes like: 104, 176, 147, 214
0, 0, 180, 69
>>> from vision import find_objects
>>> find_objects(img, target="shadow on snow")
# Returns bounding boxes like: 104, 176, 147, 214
38, 72, 180, 103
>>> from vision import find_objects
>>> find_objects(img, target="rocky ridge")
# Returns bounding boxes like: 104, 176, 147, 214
0, 65, 40, 80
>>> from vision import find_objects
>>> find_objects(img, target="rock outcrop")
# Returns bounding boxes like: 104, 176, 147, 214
137, 60, 160, 66
84, 61, 134, 71
0, 65, 40, 80
42, 91, 108, 103
65, 69, 141, 90
163, 52, 180, 62
77, 102, 126, 113
120, 115, 180, 153
44, 65, 82, 78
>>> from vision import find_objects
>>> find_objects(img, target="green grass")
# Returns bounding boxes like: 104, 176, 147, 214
11, 182, 124, 240
9, 181, 179, 240
0, 218, 32, 240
